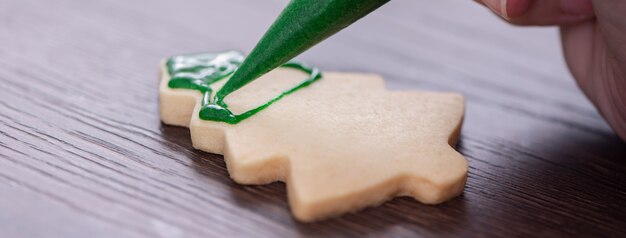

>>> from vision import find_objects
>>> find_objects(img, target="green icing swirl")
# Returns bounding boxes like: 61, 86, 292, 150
166, 51, 322, 124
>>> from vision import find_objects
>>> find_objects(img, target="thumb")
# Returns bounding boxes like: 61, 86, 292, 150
480, 0, 595, 25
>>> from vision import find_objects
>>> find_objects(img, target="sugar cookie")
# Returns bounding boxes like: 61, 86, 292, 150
159, 52, 467, 222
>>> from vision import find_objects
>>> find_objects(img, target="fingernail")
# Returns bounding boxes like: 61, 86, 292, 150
560, 0, 594, 16
483, 0, 509, 19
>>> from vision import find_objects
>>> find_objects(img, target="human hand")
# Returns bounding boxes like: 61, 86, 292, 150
476, 0, 626, 141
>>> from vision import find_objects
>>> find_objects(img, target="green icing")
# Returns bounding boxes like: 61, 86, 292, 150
167, 51, 322, 124
167, 1, 388, 124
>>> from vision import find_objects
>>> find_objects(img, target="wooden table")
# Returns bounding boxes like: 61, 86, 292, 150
1, 0, 625, 237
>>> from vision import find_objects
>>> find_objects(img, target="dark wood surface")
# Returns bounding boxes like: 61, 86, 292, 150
1, 0, 625, 237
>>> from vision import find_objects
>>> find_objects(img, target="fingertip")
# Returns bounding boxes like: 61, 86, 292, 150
481, 0, 532, 20
480, 0, 595, 26
505, 0, 533, 19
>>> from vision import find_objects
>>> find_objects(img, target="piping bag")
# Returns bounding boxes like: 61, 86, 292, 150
214, 0, 390, 104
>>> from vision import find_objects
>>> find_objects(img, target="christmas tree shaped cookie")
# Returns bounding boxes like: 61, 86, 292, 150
159, 51, 467, 222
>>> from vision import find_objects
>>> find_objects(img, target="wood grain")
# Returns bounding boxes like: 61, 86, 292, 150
0, 0, 625, 237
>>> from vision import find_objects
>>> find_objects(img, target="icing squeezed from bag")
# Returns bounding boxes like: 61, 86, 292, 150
167, 51, 322, 124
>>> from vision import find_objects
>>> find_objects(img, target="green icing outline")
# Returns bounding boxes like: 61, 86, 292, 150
166, 51, 322, 124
